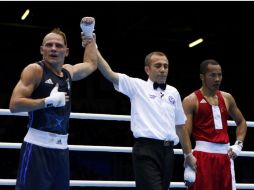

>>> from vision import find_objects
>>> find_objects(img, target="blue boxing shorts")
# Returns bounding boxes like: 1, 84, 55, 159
16, 128, 69, 190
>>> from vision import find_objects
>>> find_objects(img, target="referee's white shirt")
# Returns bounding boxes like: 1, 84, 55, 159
114, 74, 186, 145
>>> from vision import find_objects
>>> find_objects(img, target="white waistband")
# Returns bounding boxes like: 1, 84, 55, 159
24, 128, 68, 149
194, 140, 229, 154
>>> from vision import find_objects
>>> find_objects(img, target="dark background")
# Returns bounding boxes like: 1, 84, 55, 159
0, 1, 254, 190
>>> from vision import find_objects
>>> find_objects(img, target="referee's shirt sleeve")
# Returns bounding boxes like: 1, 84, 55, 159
113, 73, 135, 97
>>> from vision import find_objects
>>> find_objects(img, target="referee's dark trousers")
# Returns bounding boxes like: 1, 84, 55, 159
132, 137, 174, 190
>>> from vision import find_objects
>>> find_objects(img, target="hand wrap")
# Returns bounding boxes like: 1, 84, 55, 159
184, 165, 196, 187
44, 84, 65, 108
230, 140, 243, 156
80, 19, 95, 38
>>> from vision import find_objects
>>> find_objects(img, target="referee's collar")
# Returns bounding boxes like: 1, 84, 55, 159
147, 78, 154, 89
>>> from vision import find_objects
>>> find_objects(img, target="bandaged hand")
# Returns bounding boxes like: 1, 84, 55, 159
228, 140, 243, 159
81, 33, 97, 48
184, 152, 196, 187
80, 17, 95, 39
44, 83, 65, 108
184, 165, 196, 187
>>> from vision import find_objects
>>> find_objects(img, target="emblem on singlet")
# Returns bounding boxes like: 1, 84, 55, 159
45, 78, 54, 85
200, 99, 207, 103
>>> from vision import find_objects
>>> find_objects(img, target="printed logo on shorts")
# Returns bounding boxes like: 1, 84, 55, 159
56, 139, 62, 144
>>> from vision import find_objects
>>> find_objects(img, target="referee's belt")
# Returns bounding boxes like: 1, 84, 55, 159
135, 137, 174, 147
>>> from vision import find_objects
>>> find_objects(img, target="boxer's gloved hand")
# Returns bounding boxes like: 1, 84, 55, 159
44, 83, 65, 108
228, 140, 243, 159
184, 152, 196, 187
184, 165, 196, 187
80, 17, 95, 39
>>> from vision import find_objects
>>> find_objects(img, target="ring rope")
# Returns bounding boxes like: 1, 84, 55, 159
1, 109, 254, 127
0, 143, 254, 157
0, 179, 254, 188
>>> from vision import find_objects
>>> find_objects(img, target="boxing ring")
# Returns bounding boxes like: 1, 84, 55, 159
0, 108, 254, 189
